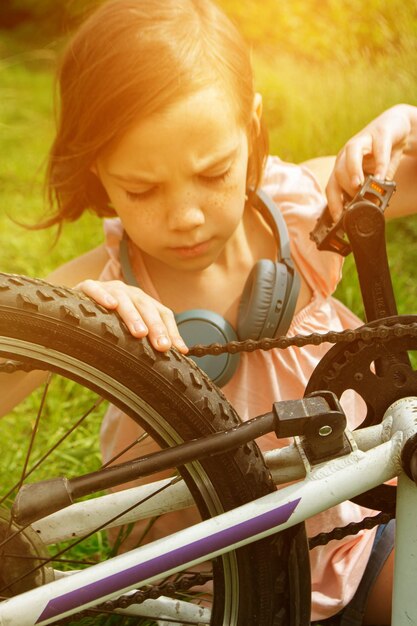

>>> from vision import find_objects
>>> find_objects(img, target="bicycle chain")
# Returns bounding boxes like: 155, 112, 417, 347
56, 571, 212, 623
2, 321, 416, 374
308, 511, 394, 549
2, 321, 415, 620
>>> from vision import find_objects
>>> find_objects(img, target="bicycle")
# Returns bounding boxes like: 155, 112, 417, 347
0, 177, 415, 626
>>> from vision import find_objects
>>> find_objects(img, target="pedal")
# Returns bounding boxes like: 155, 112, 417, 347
310, 176, 396, 256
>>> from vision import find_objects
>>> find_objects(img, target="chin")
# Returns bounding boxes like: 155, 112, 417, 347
171, 254, 217, 272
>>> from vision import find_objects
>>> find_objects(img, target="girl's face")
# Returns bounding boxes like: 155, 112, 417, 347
94, 86, 253, 272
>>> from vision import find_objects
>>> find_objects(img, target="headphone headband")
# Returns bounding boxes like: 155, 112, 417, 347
119, 188, 300, 386
248, 188, 293, 264
120, 235, 138, 288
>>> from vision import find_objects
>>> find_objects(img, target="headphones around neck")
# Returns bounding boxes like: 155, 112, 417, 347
120, 188, 300, 387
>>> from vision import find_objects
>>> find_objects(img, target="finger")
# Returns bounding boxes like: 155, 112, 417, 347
76, 280, 118, 309
160, 309, 189, 354
386, 149, 403, 180
111, 291, 149, 337
135, 301, 174, 351
370, 132, 393, 180
325, 171, 345, 220
342, 136, 372, 188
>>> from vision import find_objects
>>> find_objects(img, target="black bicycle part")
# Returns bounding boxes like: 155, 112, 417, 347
13, 411, 278, 526
401, 434, 417, 485
320, 183, 411, 387
305, 315, 417, 429
273, 391, 351, 464
310, 175, 396, 257
0, 272, 310, 626
306, 315, 417, 513
15, 391, 351, 525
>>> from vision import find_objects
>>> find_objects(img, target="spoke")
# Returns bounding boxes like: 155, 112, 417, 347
0, 396, 104, 508
0, 475, 182, 595
0, 521, 37, 550
0, 375, 52, 555
101, 430, 150, 468
19, 374, 52, 488
2, 554, 98, 566
0, 379, 179, 597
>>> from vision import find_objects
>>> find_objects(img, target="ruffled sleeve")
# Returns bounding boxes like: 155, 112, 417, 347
262, 156, 343, 298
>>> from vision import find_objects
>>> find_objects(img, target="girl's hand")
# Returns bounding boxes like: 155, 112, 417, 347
326, 104, 417, 219
76, 279, 188, 353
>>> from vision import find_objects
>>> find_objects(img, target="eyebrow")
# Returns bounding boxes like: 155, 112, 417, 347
108, 146, 240, 185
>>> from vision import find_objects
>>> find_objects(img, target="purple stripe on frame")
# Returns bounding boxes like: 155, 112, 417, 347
37, 498, 300, 622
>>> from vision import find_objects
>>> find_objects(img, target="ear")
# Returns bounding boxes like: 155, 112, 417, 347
252, 92, 263, 136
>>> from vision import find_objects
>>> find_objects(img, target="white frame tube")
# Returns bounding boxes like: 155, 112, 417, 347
33, 478, 194, 544
0, 434, 402, 626
34, 419, 387, 545
390, 397, 417, 625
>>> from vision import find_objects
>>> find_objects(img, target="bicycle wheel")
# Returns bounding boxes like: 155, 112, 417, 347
0, 272, 309, 626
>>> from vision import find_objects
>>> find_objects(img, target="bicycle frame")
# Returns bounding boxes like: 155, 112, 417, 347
0, 395, 416, 626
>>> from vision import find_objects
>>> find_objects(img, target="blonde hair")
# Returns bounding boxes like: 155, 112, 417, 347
45, 0, 268, 226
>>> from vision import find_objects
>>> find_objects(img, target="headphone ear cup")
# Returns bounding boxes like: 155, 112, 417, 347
175, 309, 240, 387
237, 260, 289, 340
274, 269, 301, 338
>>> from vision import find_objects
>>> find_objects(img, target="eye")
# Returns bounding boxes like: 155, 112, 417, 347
125, 188, 155, 202
199, 168, 232, 184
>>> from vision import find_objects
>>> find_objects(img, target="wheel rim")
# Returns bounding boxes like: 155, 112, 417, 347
0, 334, 241, 624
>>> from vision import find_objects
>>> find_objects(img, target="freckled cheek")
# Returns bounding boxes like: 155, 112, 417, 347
214, 181, 246, 217
206, 195, 244, 241
111, 193, 158, 229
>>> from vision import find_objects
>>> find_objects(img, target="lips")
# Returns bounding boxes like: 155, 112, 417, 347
170, 239, 212, 258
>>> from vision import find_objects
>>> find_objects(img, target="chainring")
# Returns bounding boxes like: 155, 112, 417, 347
305, 314, 417, 513
306, 315, 417, 428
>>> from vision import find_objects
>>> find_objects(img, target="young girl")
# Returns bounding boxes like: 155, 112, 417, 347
3, 0, 417, 622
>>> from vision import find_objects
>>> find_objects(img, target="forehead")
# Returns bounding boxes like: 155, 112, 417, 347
101, 86, 247, 171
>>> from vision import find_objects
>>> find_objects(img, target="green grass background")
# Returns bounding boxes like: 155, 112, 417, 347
0, 3, 417, 623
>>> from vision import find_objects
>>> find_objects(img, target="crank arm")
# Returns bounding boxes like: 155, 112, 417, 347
343, 201, 411, 375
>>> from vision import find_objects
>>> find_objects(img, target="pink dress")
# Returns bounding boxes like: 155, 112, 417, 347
99, 156, 376, 621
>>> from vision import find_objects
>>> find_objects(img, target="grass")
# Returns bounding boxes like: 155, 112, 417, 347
253, 50, 417, 321
254, 51, 417, 163
0, 31, 416, 626
0, 52, 103, 277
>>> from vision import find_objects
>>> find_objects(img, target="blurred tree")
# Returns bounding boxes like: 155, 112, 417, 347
0, 0, 100, 35
0, 0, 416, 63
218, 0, 417, 62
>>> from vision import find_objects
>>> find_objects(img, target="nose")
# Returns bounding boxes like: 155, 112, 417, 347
167, 190, 205, 232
